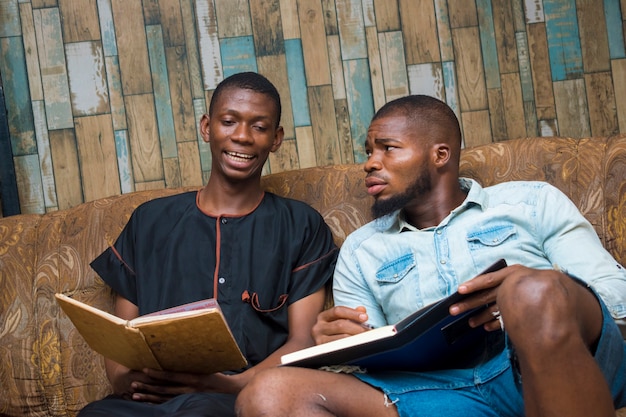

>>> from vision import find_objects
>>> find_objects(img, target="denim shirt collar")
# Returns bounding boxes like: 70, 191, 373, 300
375, 178, 486, 233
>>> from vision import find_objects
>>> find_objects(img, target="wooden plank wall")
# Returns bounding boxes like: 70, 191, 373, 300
0, 0, 625, 215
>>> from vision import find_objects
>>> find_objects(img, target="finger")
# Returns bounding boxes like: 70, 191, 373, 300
450, 289, 496, 315
457, 268, 508, 294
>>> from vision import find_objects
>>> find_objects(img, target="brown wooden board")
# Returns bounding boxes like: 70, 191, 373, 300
214, 0, 252, 38
250, 0, 285, 56
177, 140, 203, 186
584, 71, 619, 137
501, 72, 527, 139
74, 114, 121, 202
298, 0, 331, 86
452, 26, 488, 111
125, 94, 164, 182
576, 0, 610, 73
19, 3, 44, 102
447, 0, 478, 28
461, 110, 492, 147
612, 59, 626, 132
399, 0, 439, 64
49, 129, 83, 210
492, 0, 518, 74
374, 0, 400, 31
308, 85, 341, 166
257, 54, 295, 140
58, 0, 100, 42
553, 79, 591, 138
159, 0, 185, 46
527, 23, 556, 120
111, 0, 152, 95
487, 88, 508, 141
166, 46, 196, 142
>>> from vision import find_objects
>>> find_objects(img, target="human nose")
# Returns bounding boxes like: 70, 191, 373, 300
231, 123, 253, 144
364, 150, 382, 172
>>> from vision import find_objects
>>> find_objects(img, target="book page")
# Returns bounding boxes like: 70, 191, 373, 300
281, 324, 397, 365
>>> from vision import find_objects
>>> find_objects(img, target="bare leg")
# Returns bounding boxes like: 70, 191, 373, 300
497, 269, 614, 417
235, 367, 398, 417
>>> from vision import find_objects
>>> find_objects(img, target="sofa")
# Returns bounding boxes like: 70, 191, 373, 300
1, 135, 625, 416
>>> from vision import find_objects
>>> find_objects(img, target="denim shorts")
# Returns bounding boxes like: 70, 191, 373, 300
356, 296, 626, 417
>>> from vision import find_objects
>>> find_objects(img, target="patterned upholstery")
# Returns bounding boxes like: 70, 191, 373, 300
1, 136, 625, 416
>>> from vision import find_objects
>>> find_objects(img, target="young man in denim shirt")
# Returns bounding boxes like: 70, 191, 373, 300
236, 95, 626, 417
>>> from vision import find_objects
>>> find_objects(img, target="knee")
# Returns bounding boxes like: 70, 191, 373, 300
236, 367, 292, 417
497, 268, 580, 350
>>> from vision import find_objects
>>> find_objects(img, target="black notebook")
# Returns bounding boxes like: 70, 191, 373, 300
281, 259, 507, 371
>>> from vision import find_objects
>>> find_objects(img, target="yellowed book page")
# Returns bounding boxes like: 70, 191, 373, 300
133, 309, 247, 374
55, 294, 161, 370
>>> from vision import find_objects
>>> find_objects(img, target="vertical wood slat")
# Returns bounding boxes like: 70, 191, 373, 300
125, 94, 164, 182
220, 36, 258, 77
166, 45, 196, 142
32, 100, 58, 210
111, 0, 152, 95
543, 0, 584, 81
553, 78, 591, 137
49, 129, 83, 210
0, 36, 37, 155
65, 41, 110, 117
196, 0, 222, 90
336, 0, 367, 60
58, 0, 100, 43
285, 39, 311, 128
344, 58, 374, 163
577, 0, 611, 73
298, 0, 332, 86
146, 25, 177, 159
452, 26, 488, 112
584, 71, 619, 136
527, 22, 556, 120
257, 53, 295, 139
613, 59, 626, 132
379, 31, 409, 103
250, 0, 285, 56
19, 2, 44, 102
399, 0, 439, 64
74, 114, 121, 201
34, 8, 74, 130
308, 85, 341, 166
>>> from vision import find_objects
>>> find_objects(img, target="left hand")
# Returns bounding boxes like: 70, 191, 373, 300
449, 265, 512, 332
128, 369, 243, 403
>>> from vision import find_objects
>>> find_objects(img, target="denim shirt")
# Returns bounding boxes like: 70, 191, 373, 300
333, 179, 626, 327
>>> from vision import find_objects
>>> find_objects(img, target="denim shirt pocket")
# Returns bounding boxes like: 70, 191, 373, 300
466, 223, 517, 249
375, 252, 416, 284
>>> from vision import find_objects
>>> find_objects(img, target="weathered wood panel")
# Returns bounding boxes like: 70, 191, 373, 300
65, 41, 109, 116
58, 0, 100, 42
298, 0, 331, 86
74, 114, 121, 201
452, 26, 488, 111
399, 0, 439, 64
308, 85, 341, 166
613, 59, 626, 132
584, 71, 618, 136
49, 129, 83, 210
553, 78, 591, 137
125, 94, 164, 182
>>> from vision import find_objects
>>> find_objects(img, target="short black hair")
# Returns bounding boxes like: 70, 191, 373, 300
209, 72, 282, 127
373, 95, 461, 145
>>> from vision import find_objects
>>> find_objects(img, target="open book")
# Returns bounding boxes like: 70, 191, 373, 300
281, 259, 507, 371
56, 294, 247, 374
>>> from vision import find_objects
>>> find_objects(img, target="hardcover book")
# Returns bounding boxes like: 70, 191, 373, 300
56, 294, 247, 374
281, 259, 507, 371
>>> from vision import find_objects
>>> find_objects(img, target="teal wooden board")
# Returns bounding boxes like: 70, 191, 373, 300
97, 0, 118, 57
0, 0, 21, 37
476, 0, 501, 89
344, 59, 374, 163
220, 36, 258, 77
194, 98, 212, 172
285, 39, 311, 127
114, 129, 134, 194
544, 0, 583, 81
604, 0, 625, 58
443, 61, 460, 121
146, 25, 177, 159
0, 37, 36, 156
36, 8, 73, 130
516, 31, 535, 102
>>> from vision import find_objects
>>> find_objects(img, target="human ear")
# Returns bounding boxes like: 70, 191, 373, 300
200, 114, 210, 143
270, 126, 284, 152
433, 143, 451, 167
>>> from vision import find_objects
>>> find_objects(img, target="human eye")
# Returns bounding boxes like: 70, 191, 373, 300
384, 145, 397, 151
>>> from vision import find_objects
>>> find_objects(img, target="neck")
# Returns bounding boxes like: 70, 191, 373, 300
198, 176, 265, 216
403, 184, 467, 230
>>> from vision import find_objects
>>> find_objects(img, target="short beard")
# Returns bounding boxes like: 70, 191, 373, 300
371, 170, 432, 219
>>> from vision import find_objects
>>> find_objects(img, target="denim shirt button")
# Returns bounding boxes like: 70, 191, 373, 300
440, 259, 446, 264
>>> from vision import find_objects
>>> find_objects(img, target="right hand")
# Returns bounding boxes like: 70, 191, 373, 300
106, 360, 173, 403
312, 305, 372, 345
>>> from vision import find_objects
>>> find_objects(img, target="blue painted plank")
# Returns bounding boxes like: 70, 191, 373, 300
604, 0, 625, 58
285, 39, 311, 127
343, 59, 374, 163
97, 0, 118, 57
516, 31, 535, 101
219, 36, 258, 77
114, 129, 134, 194
543, 0, 584, 81
442, 61, 460, 121
476, 0, 501, 89
0, 37, 36, 156
0, 0, 21, 37
0, 85, 20, 215
146, 25, 177, 159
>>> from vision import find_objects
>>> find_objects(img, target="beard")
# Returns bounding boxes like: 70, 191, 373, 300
371, 169, 432, 219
